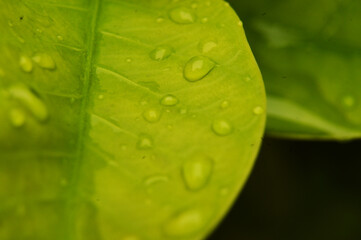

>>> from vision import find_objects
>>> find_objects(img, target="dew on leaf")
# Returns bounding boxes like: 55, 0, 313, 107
253, 106, 264, 115
199, 40, 218, 53
9, 108, 26, 128
163, 208, 206, 237
126, 58, 132, 63
33, 53, 56, 70
19, 56, 33, 73
212, 119, 233, 136
150, 46, 173, 61
98, 94, 104, 100
8, 85, 49, 122
160, 94, 179, 106
180, 108, 188, 115
57, 35, 64, 41
184, 56, 215, 82
182, 154, 213, 191
143, 108, 161, 123
201, 17, 209, 23
144, 175, 169, 186
137, 134, 153, 150
169, 7, 196, 24
220, 100, 229, 109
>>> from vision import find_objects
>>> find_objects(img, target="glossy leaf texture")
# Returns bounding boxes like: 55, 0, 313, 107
230, 0, 361, 140
0, 0, 265, 240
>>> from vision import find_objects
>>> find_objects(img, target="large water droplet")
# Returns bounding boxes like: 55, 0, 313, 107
9, 108, 26, 128
150, 46, 173, 61
163, 208, 206, 237
199, 40, 218, 53
169, 7, 196, 24
161, 94, 179, 106
184, 56, 215, 82
19, 56, 33, 73
212, 119, 233, 136
137, 134, 153, 150
182, 154, 213, 191
143, 108, 161, 123
8, 85, 49, 122
32, 53, 56, 70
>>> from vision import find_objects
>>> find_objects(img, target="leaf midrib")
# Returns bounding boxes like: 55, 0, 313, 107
65, 0, 101, 239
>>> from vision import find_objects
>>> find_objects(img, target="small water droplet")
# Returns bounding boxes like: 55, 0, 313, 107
144, 175, 169, 186
9, 108, 26, 128
33, 53, 56, 70
8, 20, 14, 27
98, 94, 104, 100
245, 76, 251, 82
143, 108, 161, 123
238, 21, 243, 27
199, 40, 218, 54
137, 134, 153, 150
8, 85, 49, 122
342, 95, 356, 108
182, 154, 213, 191
253, 106, 264, 115
19, 56, 33, 73
36, 28, 43, 33
57, 35, 64, 41
169, 7, 196, 24
184, 56, 215, 82
156, 17, 165, 23
201, 17, 208, 23
164, 208, 206, 237
212, 119, 233, 136
126, 58, 132, 63
180, 108, 188, 115
161, 94, 179, 106
150, 46, 173, 61
220, 100, 229, 109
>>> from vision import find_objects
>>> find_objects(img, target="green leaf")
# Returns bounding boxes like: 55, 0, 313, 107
0, 0, 265, 239
230, 0, 361, 140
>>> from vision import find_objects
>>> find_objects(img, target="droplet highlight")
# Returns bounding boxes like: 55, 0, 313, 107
164, 209, 206, 237
150, 46, 173, 61
199, 40, 218, 54
253, 106, 264, 115
184, 56, 215, 82
137, 134, 153, 150
212, 119, 233, 136
32, 53, 56, 70
169, 7, 195, 24
161, 95, 179, 106
182, 154, 213, 191
143, 108, 161, 123
19, 56, 33, 73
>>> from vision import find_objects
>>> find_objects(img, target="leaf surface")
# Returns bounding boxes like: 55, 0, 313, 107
230, 0, 361, 140
0, 0, 265, 239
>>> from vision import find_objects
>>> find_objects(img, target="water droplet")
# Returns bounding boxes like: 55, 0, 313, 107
182, 154, 213, 191
19, 56, 33, 73
238, 21, 243, 27
98, 94, 104, 100
169, 7, 195, 24
32, 53, 56, 70
8, 85, 49, 122
245, 76, 251, 82
161, 94, 179, 106
220, 100, 229, 109
253, 106, 264, 115
137, 134, 153, 150
143, 108, 161, 123
57, 35, 64, 41
156, 17, 165, 23
9, 108, 26, 128
144, 175, 169, 186
36, 28, 43, 33
163, 208, 206, 237
8, 20, 14, 27
201, 17, 208, 23
180, 108, 188, 115
212, 119, 233, 136
199, 40, 218, 53
184, 56, 215, 82
126, 58, 132, 63
150, 46, 173, 61
342, 95, 355, 108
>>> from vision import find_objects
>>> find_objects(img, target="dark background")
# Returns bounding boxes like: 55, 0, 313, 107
208, 138, 361, 240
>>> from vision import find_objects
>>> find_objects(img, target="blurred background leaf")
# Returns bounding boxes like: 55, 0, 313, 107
229, 0, 361, 140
